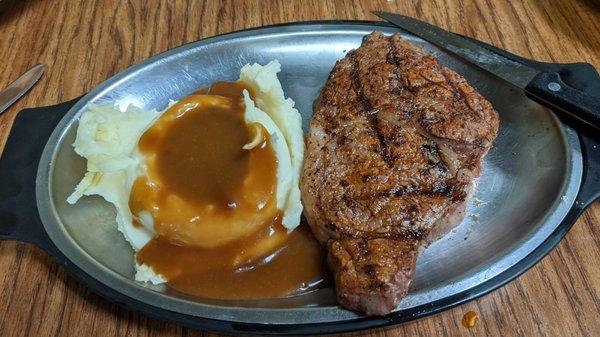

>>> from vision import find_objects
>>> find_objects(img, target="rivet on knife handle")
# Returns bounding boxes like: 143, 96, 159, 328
525, 72, 600, 131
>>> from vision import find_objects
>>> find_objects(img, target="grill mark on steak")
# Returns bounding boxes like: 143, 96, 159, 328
387, 37, 416, 101
301, 32, 499, 316
350, 52, 394, 168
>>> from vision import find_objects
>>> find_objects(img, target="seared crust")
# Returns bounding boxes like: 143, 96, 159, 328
328, 237, 418, 316
301, 32, 499, 315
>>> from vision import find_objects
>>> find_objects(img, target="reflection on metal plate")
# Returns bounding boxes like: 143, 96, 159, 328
36, 23, 581, 325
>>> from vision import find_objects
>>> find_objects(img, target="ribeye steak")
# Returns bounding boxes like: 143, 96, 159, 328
301, 32, 499, 316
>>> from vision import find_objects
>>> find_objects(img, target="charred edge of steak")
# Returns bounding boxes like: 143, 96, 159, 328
328, 236, 419, 316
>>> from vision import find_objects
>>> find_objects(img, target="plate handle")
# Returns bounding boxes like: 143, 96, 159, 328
0, 99, 77, 246
576, 132, 600, 210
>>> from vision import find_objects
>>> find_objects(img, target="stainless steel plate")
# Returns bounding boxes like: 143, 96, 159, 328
36, 22, 582, 325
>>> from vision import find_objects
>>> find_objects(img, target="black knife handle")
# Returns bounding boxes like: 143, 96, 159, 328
525, 71, 600, 131
461, 34, 600, 133
547, 62, 600, 96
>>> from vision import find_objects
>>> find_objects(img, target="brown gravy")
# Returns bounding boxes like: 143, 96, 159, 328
137, 221, 327, 300
130, 81, 328, 300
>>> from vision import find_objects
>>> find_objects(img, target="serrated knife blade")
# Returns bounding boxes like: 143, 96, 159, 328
373, 12, 540, 89
0, 64, 45, 116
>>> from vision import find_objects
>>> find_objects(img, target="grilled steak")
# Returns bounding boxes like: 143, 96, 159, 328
301, 32, 499, 316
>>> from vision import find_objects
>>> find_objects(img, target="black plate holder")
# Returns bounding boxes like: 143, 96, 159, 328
0, 21, 599, 335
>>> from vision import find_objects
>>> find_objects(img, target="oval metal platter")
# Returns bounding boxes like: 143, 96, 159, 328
5, 21, 595, 334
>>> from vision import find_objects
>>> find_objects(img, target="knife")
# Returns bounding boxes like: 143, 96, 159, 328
0, 64, 45, 116
373, 12, 600, 132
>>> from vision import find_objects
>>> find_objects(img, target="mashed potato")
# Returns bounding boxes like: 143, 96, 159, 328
67, 61, 303, 283
240, 62, 305, 230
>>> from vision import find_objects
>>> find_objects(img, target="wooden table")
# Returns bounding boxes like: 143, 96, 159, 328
0, 1, 598, 336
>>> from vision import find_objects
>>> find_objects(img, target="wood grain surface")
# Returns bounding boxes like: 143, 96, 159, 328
0, 0, 598, 336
